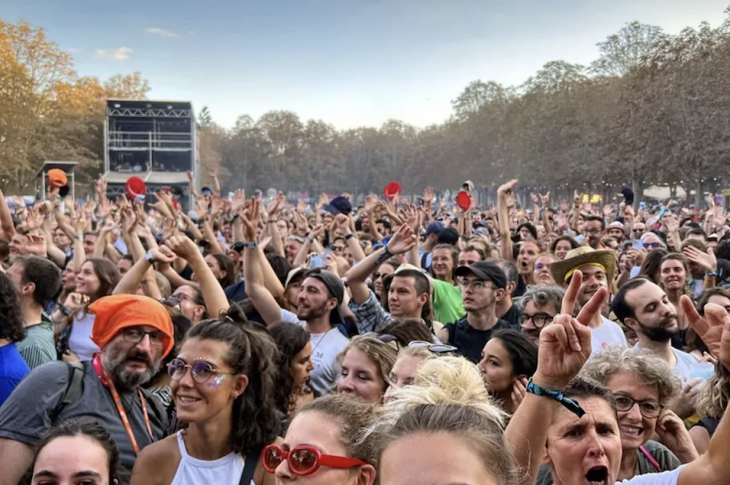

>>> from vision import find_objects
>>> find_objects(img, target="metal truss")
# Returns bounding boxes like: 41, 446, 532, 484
107, 107, 191, 118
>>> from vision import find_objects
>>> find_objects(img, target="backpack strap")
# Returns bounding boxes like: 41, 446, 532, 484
639, 445, 662, 473
239, 446, 263, 485
51, 362, 85, 422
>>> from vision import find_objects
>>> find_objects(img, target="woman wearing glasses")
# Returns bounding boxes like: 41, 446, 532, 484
336, 335, 398, 403
130, 306, 280, 485
536, 346, 695, 484
265, 394, 377, 485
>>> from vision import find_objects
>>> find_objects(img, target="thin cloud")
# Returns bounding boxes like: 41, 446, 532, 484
146, 27, 178, 38
94, 47, 133, 60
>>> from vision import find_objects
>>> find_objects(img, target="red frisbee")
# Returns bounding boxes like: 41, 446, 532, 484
384, 181, 401, 200
125, 176, 146, 201
457, 190, 472, 211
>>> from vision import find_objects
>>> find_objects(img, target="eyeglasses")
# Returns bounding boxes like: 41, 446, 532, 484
408, 340, 457, 354
518, 312, 555, 328
613, 393, 663, 419
461, 280, 493, 292
167, 358, 235, 384
583, 228, 602, 235
122, 327, 165, 348
643, 242, 661, 249
535, 262, 551, 271
331, 246, 345, 252
262, 444, 367, 476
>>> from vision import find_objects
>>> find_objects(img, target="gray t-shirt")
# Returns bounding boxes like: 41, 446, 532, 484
16, 320, 56, 369
281, 309, 349, 396
0, 361, 167, 485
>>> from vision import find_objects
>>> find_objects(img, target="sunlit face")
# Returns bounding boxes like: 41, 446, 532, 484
554, 240, 573, 261
277, 411, 372, 485
383, 354, 425, 404
545, 396, 622, 485
31, 436, 111, 485
625, 282, 679, 342
9, 233, 28, 257
518, 242, 540, 275
75, 261, 101, 297
576, 265, 608, 306
533, 255, 555, 284
173, 285, 205, 323
605, 371, 659, 452
83, 234, 97, 256
337, 347, 386, 403
660, 259, 686, 292
431, 248, 454, 280
477, 338, 515, 395
458, 250, 482, 268
291, 341, 314, 390
297, 277, 335, 321
388, 276, 426, 318
380, 432, 498, 485
172, 338, 247, 424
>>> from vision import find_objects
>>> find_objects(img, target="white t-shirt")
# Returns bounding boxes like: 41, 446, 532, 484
617, 466, 682, 485
280, 309, 350, 396
634, 343, 713, 384
68, 311, 100, 361
591, 317, 628, 355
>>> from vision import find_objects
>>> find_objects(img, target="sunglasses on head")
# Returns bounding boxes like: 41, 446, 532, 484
262, 444, 367, 476
362, 332, 401, 351
408, 340, 457, 354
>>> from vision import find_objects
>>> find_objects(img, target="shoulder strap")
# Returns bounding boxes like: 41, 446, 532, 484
51, 362, 85, 422
240, 446, 263, 485
639, 445, 662, 473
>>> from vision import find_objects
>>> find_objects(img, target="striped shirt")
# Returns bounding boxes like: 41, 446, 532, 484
16, 320, 57, 369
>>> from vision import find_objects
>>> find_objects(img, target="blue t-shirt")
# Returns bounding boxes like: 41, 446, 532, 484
0, 344, 30, 407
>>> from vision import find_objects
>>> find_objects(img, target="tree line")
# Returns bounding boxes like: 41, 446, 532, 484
3, 12, 730, 205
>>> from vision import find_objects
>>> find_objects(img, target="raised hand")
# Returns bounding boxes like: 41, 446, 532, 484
681, 296, 730, 370
533, 271, 607, 390
196, 196, 209, 215
683, 246, 717, 272
655, 409, 699, 462
498, 179, 518, 198
602, 204, 612, 217
26, 233, 47, 256
530, 193, 539, 205
165, 234, 200, 262
150, 245, 177, 264
64, 292, 90, 312
385, 224, 417, 255
541, 192, 550, 206
240, 197, 261, 241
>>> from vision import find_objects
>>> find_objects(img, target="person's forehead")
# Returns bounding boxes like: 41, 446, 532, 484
552, 396, 617, 431
459, 250, 479, 258
392, 275, 417, 289
285, 411, 345, 453
626, 283, 664, 309
579, 264, 605, 276
302, 276, 327, 291
662, 259, 683, 269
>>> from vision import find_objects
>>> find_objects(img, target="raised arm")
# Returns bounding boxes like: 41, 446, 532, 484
497, 180, 517, 262
0, 188, 15, 241
241, 198, 284, 325
113, 247, 174, 296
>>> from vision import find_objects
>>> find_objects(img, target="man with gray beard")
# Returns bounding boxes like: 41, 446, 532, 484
0, 294, 174, 485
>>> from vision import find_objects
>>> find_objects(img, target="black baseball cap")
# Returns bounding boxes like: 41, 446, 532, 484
304, 269, 345, 324
455, 261, 507, 289
324, 196, 352, 216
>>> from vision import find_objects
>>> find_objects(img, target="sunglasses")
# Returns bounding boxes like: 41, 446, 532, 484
167, 358, 234, 384
362, 333, 401, 351
331, 246, 346, 252
643, 242, 661, 249
262, 444, 367, 476
535, 262, 551, 270
408, 340, 457, 354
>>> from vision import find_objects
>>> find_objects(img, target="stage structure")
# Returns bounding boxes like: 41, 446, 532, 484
103, 100, 199, 209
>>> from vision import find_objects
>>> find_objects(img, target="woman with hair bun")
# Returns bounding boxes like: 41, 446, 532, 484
130, 306, 280, 485
372, 356, 519, 485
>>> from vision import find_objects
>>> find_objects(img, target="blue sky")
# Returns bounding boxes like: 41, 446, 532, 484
4, 0, 729, 129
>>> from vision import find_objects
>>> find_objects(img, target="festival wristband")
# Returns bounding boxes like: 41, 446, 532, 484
526, 379, 585, 418
373, 246, 392, 266
144, 251, 156, 265
242, 241, 258, 248
707, 270, 718, 277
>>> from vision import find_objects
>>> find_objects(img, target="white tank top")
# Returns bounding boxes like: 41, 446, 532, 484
170, 430, 254, 485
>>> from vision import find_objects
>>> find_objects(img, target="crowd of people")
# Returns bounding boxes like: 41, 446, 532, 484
0, 175, 729, 485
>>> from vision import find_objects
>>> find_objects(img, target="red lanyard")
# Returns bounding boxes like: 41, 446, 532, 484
92, 354, 153, 455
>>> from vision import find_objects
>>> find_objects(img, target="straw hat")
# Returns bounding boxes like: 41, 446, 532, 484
550, 246, 616, 285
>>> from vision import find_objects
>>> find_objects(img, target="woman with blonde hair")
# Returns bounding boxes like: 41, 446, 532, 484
690, 363, 730, 454
371, 355, 518, 485
337, 335, 398, 403
383, 345, 434, 403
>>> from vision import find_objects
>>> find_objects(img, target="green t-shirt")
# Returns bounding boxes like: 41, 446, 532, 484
432, 279, 464, 324
16, 319, 56, 369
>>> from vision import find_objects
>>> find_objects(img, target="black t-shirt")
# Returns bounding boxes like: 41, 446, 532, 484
443, 316, 518, 363
500, 303, 520, 327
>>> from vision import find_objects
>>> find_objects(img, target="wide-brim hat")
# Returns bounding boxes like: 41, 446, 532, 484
550, 246, 616, 285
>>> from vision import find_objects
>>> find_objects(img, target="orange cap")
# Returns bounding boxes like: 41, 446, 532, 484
48, 169, 68, 188
90, 294, 175, 357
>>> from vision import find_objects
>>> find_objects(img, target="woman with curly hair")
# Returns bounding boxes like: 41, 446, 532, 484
690, 362, 730, 454
130, 305, 281, 485
0, 271, 29, 406
269, 321, 315, 433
